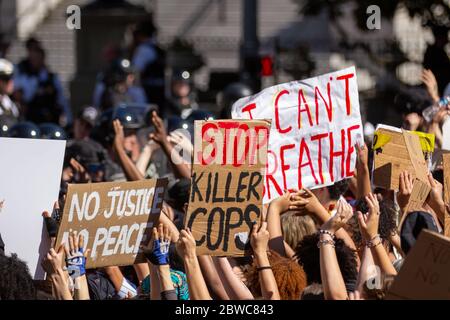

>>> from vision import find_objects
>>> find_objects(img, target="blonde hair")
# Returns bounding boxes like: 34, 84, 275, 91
281, 213, 317, 249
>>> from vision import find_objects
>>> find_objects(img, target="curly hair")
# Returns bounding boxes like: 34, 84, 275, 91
351, 198, 398, 247
246, 250, 307, 300
0, 254, 36, 300
327, 179, 349, 200
295, 233, 358, 286
281, 213, 317, 249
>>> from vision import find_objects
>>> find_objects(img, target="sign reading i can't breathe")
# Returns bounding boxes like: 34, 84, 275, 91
232, 66, 364, 203
184, 119, 270, 256
56, 178, 168, 268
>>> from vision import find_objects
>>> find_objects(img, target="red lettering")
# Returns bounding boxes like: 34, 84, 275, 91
242, 103, 257, 119
265, 150, 283, 199
311, 132, 328, 184
298, 89, 313, 128
233, 123, 250, 167
314, 84, 333, 125
218, 121, 239, 164
274, 90, 292, 134
298, 138, 319, 189
250, 125, 270, 165
198, 122, 218, 165
336, 73, 354, 115
346, 124, 361, 176
280, 144, 295, 190
329, 129, 346, 182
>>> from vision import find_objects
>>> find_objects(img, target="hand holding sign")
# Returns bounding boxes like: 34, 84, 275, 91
425, 173, 445, 223
397, 171, 414, 212
290, 188, 323, 217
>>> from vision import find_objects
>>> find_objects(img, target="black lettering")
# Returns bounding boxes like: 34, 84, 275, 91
186, 207, 207, 246
190, 172, 204, 202
205, 173, 212, 202
207, 207, 224, 250
212, 172, 223, 202
247, 171, 262, 201
241, 204, 261, 251
223, 207, 243, 252
235, 172, 249, 202
224, 172, 236, 202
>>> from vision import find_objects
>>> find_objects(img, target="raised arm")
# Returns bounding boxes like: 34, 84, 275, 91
149, 111, 191, 179
197, 255, 230, 300
267, 191, 308, 257
42, 245, 72, 300
357, 193, 397, 276
355, 143, 371, 199
113, 119, 145, 181
251, 221, 280, 300
213, 257, 254, 300
176, 229, 211, 300
143, 224, 177, 300
65, 231, 90, 300
318, 199, 353, 300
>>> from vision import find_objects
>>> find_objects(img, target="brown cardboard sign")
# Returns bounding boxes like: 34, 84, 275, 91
386, 229, 450, 300
373, 127, 429, 191
184, 119, 270, 256
55, 178, 168, 269
443, 153, 450, 238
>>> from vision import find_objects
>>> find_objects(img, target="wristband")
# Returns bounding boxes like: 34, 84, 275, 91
256, 266, 272, 272
365, 234, 382, 248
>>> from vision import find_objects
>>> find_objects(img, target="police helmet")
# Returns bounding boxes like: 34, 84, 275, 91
9, 121, 40, 139
39, 123, 67, 140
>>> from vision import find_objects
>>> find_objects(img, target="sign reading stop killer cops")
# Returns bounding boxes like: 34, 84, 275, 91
232, 67, 364, 203
184, 119, 270, 256
56, 178, 167, 268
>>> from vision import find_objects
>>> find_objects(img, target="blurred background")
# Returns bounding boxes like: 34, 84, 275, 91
0, 0, 448, 127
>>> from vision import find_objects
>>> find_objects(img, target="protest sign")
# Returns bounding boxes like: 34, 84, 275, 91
232, 67, 363, 203
443, 153, 450, 238
56, 178, 168, 269
0, 138, 65, 279
372, 125, 430, 192
386, 229, 450, 300
184, 119, 270, 256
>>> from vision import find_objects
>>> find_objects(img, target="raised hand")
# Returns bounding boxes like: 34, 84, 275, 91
421, 69, 440, 103
142, 223, 171, 266
357, 193, 380, 241
42, 244, 66, 276
113, 119, 125, 149
250, 221, 269, 255
320, 198, 353, 234
291, 188, 322, 216
397, 171, 413, 212
64, 231, 89, 280
176, 228, 197, 259
355, 142, 369, 168
149, 111, 169, 146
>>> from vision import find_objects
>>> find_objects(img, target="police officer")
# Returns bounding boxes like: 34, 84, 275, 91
165, 69, 199, 119
0, 59, 20, 133
131, 20, 166, 108
13, 46, 71, 126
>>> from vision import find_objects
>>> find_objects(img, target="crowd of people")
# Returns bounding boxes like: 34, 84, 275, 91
0, 18, 450, 301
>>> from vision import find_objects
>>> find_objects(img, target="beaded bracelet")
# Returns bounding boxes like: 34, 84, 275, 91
365, 234, 382, 248
317, 239, 335, 248
318, 229, 335, 239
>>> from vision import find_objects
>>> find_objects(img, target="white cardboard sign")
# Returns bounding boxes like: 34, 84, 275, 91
232, 67, 363, 202
0, 138, 65, 279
